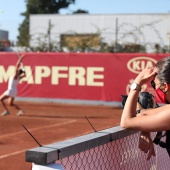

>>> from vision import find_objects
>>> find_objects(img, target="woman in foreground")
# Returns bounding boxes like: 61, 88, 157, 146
120, 56, 170, 160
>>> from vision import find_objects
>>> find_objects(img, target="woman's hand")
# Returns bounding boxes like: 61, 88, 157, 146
138, 132, 156, 160
134, 67, 156, 86
20, 54, 25, 59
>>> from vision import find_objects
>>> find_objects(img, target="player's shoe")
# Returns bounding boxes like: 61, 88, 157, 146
17, 110, 24, 116
1, 110, 10, 116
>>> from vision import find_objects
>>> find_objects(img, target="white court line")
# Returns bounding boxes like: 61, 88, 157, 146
0, 120, 77, 160
0, 129, 93, 160
0, 149, 26, 159
0, 120, 76, 139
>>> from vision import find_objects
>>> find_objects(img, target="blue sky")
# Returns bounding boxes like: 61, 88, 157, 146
0, 0, 170, 42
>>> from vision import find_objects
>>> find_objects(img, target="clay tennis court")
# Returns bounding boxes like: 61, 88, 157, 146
0, 101, 122, 170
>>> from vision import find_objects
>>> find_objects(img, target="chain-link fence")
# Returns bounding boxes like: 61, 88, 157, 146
56, 132, 169, 170
27, 127, 169, 170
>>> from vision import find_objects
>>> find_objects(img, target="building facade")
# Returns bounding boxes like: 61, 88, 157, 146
0, 29, 8, 40
29, 13, 170, 52
0, 30, 10, 51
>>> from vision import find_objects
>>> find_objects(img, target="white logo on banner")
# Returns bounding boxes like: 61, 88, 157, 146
127, 57, 157, 74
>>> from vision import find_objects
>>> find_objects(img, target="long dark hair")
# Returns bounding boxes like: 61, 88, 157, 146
155, 56, 170, 84
19, 69, 25, 75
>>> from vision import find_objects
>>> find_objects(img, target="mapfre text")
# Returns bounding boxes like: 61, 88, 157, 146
0, 66, 104, 87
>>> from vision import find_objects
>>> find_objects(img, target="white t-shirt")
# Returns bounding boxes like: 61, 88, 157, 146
4, 76, 19, 97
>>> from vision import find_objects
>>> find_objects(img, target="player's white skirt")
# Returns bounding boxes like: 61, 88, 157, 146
4, 89, 17, 98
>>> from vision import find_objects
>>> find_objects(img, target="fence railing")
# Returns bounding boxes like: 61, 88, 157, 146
26, 126, 169, 170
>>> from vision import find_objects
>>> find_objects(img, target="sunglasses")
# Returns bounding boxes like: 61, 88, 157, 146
150, 80, 163, 89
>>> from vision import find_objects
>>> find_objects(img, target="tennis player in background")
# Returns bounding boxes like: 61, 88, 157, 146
0, 54, 26, 116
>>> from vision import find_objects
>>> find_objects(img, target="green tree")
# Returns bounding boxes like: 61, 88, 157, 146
73, 9, 88, 14
18, 0, 75, 46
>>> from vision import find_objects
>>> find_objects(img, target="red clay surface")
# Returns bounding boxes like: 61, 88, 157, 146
0, 101, 122, 170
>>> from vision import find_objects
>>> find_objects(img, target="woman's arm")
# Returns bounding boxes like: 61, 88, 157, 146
121, 89, 140, 126
120, 67, 170, 132
121, 98, 170, 132
138, 132, 155, 160
137, 104, 170, 116
136, 99, 169, 160
14, 54, 25, 75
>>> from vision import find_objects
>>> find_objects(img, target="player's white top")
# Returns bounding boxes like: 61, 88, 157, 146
4, 76, 20, 97
8, 76, 19, 90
